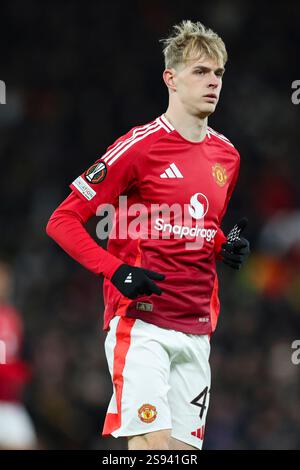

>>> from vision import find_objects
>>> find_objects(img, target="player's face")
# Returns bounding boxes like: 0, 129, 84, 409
174, 56, 225, 118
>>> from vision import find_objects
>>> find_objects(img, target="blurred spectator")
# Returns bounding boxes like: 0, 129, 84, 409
0, 261, 37, 449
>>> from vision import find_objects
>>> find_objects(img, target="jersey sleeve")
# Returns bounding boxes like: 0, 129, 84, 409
47, 133, 142, 280
70, 134, 140, 214
214, 151, 240, 259
46, 191, 124, 279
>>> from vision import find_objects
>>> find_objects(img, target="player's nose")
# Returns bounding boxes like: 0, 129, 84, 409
207, 71, 220, 88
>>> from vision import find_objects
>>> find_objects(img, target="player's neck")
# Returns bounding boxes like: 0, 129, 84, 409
164, 107, 208, 143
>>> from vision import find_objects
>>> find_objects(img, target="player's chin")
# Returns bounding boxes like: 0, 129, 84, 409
198, 104, 216, 117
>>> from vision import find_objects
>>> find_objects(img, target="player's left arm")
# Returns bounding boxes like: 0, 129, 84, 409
214, 152, 250, 269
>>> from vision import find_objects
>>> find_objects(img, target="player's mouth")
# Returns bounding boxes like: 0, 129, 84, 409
203, 93, 218, 102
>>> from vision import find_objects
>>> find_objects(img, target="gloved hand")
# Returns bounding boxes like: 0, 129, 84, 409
111, 264, 165, 299
221, 217, 250, 270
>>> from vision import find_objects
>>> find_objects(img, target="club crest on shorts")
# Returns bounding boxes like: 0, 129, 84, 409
138, 404, 157, 423
85, 161, 107, 184
212, 163, 227, 187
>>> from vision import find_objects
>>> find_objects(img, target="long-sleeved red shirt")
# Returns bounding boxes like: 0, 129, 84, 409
47, 114, 238, 334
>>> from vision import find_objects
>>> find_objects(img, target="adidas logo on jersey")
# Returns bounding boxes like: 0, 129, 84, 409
160, 163, 183, 179
124, 273, 133, 283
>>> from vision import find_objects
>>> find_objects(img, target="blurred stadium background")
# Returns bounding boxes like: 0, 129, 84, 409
0, 0, 300, 450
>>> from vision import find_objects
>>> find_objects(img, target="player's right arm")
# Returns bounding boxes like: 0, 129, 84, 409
46, 132, 165, 298
46, 191, 123, 279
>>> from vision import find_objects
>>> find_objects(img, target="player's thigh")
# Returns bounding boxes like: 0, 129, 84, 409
168, 334, 211, 450
128, 429, 171, 450
169, 436, 198, 450
104, 316, 173, 438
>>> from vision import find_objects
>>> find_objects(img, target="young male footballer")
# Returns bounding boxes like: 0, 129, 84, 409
46, 20, 250, 450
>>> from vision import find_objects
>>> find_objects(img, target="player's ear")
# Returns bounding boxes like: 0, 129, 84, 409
163, 68, 177, 92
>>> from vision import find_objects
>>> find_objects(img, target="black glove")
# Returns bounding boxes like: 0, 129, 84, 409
221, 217, 250, 270
111, 264, 165, 299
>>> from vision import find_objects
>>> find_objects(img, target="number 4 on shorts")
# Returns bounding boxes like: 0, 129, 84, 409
191, 386, 210, 420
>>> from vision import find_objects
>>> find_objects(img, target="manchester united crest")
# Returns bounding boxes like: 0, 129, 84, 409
212, 163, 227, 187
85, 161, 107, 184
138, 404, 157, 423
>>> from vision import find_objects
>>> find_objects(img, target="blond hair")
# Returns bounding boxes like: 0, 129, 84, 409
160, 20, 227, 69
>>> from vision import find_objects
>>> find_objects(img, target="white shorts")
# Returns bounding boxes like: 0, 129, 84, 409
0, 402, 37, 449
102, 315, 211, 450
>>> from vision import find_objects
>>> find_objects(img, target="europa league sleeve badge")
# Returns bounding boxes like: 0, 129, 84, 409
85, 161, 107, 184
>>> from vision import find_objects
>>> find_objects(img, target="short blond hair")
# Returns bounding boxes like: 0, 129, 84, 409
160, 20, 227, 69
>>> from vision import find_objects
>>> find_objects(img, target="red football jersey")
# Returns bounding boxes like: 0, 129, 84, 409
70, 114, 240, 334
